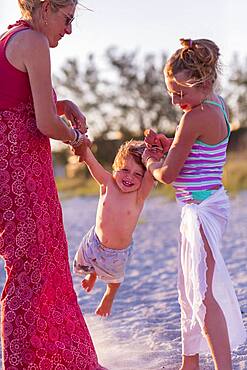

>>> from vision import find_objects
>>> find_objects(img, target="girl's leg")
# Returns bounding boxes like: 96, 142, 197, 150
95, 282, 120, 317
180, 354, 199, 370
201, 227, 232, 370
178, 247, 200, 370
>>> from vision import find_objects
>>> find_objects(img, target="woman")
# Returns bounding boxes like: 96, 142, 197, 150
0, 1, 105, 368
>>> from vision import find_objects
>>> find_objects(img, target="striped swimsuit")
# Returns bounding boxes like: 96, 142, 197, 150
173, 97, 231, 202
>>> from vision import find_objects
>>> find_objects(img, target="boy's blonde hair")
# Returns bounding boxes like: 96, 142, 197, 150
164, 38, 221, 88
112, 140, 146, 172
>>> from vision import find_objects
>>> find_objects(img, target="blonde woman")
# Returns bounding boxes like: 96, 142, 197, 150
0, 1, 105, 368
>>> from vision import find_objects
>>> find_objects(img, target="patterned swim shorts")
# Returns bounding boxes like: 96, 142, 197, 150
73, 226, 133, 283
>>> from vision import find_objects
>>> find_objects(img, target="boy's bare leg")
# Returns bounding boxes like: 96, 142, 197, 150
82, 272, 97, 292
201, 227, 232, 370
96, 282, 120, 317
179, 354, 199, 370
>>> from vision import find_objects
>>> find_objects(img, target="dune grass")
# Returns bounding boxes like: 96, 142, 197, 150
56, 176, 99, 199
223, 151, 247, 194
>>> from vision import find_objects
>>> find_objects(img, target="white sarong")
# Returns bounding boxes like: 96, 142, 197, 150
177, 187, 246, 355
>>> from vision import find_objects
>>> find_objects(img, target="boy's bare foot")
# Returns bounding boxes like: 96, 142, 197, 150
95, 282, 120, 317
81, 273, 97, 292
95, 293, 114, 317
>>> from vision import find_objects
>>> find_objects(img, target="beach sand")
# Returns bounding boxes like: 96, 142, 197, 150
0, 193, 246, 369
63, 193, 247, 370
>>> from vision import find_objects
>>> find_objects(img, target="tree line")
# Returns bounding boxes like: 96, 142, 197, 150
53, 48, 247, 166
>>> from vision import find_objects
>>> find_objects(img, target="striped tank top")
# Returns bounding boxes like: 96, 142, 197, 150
173, 97, 231, 202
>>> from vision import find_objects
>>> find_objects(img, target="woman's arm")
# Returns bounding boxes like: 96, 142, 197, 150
22, 30, 77, 142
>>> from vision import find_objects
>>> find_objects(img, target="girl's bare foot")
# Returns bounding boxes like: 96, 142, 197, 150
81, 272, 97, 292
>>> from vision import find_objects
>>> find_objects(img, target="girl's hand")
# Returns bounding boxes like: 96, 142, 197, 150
63, 100, 88, 134
144, 129, 171, 153
142, 147, 163, 166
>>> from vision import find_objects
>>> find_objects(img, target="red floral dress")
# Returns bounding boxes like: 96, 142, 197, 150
0, 22, 103, 370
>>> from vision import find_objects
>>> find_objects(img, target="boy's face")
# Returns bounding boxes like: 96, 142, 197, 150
113, 156, 145, 193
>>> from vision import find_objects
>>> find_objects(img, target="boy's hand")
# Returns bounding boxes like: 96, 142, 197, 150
144, 129, 171, 153
72, 137, 91, 162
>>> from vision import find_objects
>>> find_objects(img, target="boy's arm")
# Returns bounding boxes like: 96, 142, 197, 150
138, 169, 155, 201
82, 147, 111, 185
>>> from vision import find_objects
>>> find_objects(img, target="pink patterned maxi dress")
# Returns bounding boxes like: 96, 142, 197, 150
0, 22, 103, 370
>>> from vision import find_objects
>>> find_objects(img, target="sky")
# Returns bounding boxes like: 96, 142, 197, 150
2, 0, 246, 150
2, 0, 247, 79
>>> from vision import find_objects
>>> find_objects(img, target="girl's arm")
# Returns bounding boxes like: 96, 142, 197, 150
145, 111, 199, 184
21, 30, 79, 141
144, 129, 173, 153
79, 147, 111, 186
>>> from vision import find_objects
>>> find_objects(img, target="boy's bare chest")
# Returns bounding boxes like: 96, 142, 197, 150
99, 187, 141, 219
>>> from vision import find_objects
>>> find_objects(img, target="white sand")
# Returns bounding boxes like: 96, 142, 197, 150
1, 193, 247, 369
63, 193, 247, 370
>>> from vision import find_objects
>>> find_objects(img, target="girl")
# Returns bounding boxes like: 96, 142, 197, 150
143, 38, 246, 370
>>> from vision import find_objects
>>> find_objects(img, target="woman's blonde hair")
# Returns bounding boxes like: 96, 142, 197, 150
112, 140, 146, 172
18, 0, 78, 19
164, 38, 221, 87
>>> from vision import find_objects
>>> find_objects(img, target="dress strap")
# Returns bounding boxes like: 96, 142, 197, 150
7, 20, 32, 30
0, 20, 31, 43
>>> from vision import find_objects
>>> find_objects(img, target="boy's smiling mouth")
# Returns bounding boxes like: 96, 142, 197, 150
122, 180, 133, 187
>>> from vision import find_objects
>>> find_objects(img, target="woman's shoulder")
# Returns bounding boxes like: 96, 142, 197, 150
10, 28, 50, 65
13, 28, 49, 48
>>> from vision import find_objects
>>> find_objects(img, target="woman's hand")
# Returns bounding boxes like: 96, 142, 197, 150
61, 100, 88, 134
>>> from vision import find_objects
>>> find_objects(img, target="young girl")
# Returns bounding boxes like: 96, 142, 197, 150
142, 38, 246, 370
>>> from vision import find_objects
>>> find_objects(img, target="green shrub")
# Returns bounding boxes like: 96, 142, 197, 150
223, 152, 247, 193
